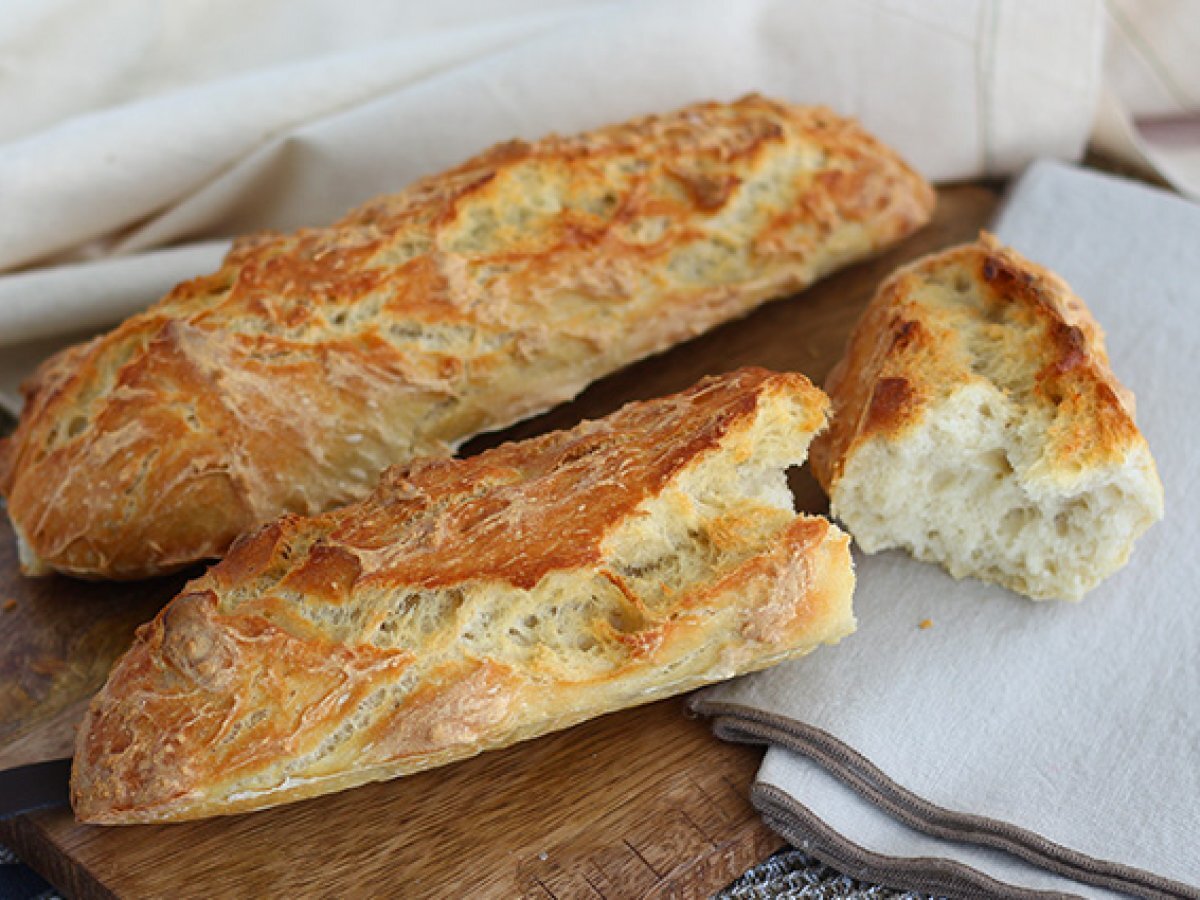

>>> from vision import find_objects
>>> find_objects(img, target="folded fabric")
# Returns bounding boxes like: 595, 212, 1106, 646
734, 735, 1133, 900
0, 0, 1106, 414
693, 160, 1200, 898
0, 0, 1104, 271
1093, 0, 1200, 202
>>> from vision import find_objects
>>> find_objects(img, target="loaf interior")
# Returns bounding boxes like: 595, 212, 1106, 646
834, 382, 1161, 600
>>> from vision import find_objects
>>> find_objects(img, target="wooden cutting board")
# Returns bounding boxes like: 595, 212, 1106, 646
0, 184, 999, 899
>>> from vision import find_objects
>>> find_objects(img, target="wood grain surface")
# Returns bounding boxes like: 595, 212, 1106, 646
0, 184, 999, 899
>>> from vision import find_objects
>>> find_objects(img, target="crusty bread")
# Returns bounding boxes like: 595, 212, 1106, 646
810, 235, 1163, 601
0, 95, 933, 579
72, 368, 856, 823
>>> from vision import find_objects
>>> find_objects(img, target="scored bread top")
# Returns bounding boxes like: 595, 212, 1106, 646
811, 234, 1150, 492
214, 366, 828, 594
72, 367, 855, 823
0, 94, 933, 578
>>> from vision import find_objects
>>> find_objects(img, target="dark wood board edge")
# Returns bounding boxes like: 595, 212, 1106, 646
0, 815, 117, 900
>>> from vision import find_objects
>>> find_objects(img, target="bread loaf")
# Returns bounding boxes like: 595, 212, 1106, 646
72, 367, 855, 823
810, 235, 1163, 601
0, 95, 933, 579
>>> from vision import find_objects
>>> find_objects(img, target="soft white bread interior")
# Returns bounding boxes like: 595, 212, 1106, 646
73, 368, 855, 824
811, 235, 1163, 601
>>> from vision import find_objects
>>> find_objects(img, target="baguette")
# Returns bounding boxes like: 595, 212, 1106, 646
72, 367, 855, 823
810, 235, 1163, 600
0, 95, 933, 579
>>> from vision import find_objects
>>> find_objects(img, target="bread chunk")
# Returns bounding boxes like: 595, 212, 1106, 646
811, 235, 1163, 601
72, 368, 856, 823
0, 95, 933, 579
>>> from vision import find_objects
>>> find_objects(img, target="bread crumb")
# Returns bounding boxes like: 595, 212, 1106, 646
918, 618, 933, 630
2, 597, 16, 612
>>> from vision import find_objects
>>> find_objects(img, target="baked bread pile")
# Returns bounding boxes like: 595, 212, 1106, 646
0, 95, 934, 580
72, 368, 856, 823
0, 96, 1166, 826
811, 235, 1163, 601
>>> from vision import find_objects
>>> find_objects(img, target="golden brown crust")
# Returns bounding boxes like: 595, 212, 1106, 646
1, 95, 933, 578
810, 234, 1144, 492
71, 368, 856, 823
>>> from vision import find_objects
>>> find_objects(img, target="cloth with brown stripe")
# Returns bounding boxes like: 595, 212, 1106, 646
693, 160, 1200, 899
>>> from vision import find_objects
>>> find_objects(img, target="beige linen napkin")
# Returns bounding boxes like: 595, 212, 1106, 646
0, 0, 1106, 413
693, 161, 1200, 899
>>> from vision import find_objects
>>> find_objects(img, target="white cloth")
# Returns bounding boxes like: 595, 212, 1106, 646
1093, 0, 1200, 201
0, 0, 1108, 412
694, 161, 1200, 899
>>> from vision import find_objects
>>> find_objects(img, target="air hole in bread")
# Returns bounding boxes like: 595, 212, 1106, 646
979, 448, 1013, 478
